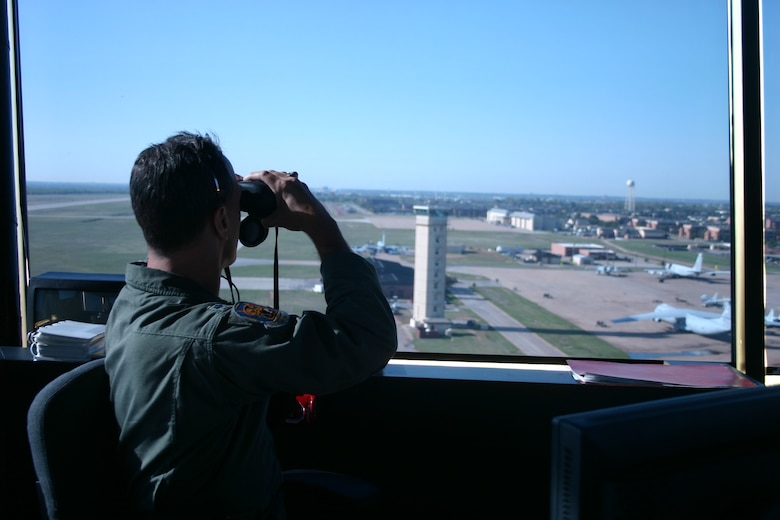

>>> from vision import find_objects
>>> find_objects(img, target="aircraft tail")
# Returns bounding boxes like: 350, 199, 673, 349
693, 253, 703, 272
700, 292, 724, 307
721, 301, 731, 320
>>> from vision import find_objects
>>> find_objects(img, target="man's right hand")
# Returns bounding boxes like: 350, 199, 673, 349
243, 170, 350, 259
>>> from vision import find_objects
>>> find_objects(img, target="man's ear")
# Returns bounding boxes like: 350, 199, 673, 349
213, 206, 229, 239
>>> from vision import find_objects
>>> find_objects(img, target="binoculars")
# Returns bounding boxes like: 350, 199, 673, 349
238, 181, 277, 247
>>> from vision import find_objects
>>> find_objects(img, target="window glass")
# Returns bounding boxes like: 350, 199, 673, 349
19, 2, 758, 363
764, 0, 779, 367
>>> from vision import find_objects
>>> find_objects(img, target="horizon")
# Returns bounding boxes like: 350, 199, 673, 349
25, 180, 749, 206
16, 1, 778, 202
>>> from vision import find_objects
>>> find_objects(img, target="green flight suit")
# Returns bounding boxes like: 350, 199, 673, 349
105, 251, 397, 519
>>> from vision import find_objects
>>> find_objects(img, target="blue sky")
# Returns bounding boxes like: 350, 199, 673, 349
17, 1, 778, 201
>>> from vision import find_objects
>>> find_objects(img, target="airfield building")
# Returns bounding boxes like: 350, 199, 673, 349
365, 257, 414, 299
487, 208, 559, 231
636, 227, 669, 239
486, 207, 510, 225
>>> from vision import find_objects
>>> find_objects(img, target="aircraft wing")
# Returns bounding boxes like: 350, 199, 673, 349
700, 269, 731, 277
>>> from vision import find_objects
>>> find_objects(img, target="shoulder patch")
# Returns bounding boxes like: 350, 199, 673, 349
232, 302, 290, 329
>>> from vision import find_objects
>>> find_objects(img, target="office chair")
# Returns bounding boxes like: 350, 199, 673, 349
27, 358, 378, 519
26, 357, 128, 520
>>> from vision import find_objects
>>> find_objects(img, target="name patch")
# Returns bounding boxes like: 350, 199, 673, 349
232, 302, 289, 329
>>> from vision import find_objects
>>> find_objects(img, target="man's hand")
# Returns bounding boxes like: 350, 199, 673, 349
242, 170, 350, 259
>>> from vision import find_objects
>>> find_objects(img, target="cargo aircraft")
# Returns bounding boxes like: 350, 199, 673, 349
612, 302, 731, 336
646, 253, 730, 282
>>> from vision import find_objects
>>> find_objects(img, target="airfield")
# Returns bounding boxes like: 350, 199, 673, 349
25, 192, 779, 366
361, 214, 780, 366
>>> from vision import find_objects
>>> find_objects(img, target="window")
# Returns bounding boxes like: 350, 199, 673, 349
764, 1, 779, 377
16, 2, 774, 378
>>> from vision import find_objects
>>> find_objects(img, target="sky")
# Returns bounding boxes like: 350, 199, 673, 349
16, 1, 779, 202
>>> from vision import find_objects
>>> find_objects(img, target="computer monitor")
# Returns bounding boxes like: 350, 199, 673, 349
551, 385, 780, 520
26, 272, 125, 331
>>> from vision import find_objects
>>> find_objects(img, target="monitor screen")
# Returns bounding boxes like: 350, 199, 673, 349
551, 386, 780, 520
27, 272, 125, 330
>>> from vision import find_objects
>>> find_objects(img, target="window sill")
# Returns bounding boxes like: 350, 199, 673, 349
383, 358, 581, 384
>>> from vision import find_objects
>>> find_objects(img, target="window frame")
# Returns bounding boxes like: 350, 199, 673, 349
1, 0, 770, 383
729, 0, 766, 382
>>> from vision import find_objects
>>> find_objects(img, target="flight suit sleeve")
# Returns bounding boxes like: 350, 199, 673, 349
211, 251, 397, 400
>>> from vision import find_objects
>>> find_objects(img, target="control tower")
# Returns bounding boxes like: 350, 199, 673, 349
411, 205, 450, 329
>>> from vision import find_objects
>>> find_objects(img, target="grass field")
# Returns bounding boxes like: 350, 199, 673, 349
26, 193, 743, 275
473, 286, 627, 358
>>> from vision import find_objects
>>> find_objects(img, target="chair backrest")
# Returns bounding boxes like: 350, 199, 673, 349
27, 358, 378, 519
26, 357, 128, 520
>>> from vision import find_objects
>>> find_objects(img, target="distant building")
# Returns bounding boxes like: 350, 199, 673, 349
486, 208, 510, 225
525, 249, 561, 264
645, 219, 677, 232
365, 257, 414, 299
704, 225, 730, 242
678, 224, 706, 240
509, 211, 537, 230
486, 208, 561, 231
580, 249, 617, 260
596, 213, 625, 224
565, 218, 591, 232
572, 254, 593, 266
551, 242, 608, 258
509, 211, 561, 231
636, 227, 668, 239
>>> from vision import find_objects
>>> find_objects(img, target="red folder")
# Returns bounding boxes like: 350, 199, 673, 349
567, 360, 758, 388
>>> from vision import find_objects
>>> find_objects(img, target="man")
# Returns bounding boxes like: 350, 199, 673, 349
105, 132, 397, 518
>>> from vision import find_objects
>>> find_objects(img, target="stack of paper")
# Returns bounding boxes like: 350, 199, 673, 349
28, 320, 106, 362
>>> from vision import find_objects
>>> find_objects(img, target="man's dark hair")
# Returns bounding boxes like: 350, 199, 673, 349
130, 132, 235, 253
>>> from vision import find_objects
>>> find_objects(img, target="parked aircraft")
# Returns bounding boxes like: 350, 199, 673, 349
596, 265, 626, 277
766, 309, 780, 328
646, 253, 730, 282
496, 245, 524, 256
352, 244, 376, 255
701, 292, 731, 307
612, 302, 731, 336
351, 233, 406, 255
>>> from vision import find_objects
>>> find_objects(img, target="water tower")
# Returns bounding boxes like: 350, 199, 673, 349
625, 179, 635, 214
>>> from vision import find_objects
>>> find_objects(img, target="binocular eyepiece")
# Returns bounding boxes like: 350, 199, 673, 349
238, 181, 277, 247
